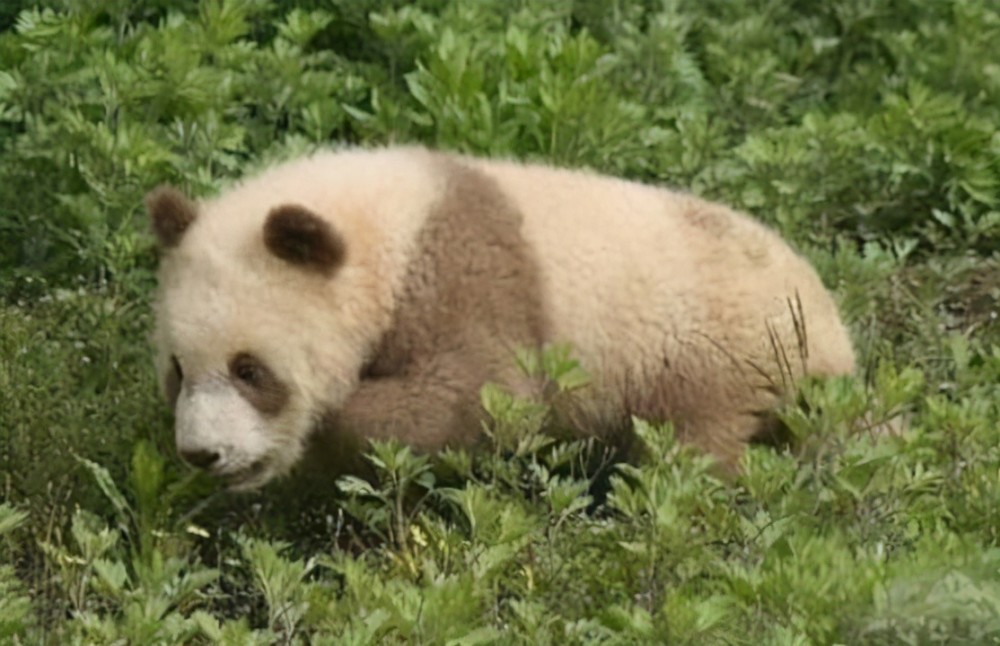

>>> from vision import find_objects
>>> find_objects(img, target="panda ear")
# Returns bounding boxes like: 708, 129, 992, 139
146, 185, 197, 248
263, 204, 346, 275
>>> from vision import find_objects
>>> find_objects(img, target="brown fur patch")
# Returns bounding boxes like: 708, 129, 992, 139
683, 202, 731, 237
228, 351, 290, 417
264, 204, 346, 274
323, 156, 549, 451
147, 185, 197, 248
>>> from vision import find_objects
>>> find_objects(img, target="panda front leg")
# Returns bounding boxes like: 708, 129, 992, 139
317, 353, 489, 461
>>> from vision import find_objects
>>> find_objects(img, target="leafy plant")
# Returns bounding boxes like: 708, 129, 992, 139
2, 0, 1000, 643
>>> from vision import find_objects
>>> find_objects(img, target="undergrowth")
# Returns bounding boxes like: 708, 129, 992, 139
2, 1, 999, 643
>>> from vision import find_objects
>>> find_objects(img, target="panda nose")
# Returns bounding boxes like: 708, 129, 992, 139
180, 448, 221, 470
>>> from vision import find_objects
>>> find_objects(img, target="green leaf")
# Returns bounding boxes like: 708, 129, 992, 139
75, 454, 132, 528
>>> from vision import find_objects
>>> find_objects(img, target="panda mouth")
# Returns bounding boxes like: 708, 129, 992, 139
219, 459, 269, 491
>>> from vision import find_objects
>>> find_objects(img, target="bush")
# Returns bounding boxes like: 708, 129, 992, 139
2, 1, 999, 643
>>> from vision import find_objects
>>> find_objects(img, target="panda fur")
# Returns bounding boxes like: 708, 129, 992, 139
146, 145, 855, 491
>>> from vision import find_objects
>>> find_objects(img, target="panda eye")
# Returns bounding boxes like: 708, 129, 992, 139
229, 352, 264, 387
227, 351, 289, 415
236, 364, 259, 384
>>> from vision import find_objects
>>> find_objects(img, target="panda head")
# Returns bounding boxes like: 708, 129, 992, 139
145, 184, 365, 491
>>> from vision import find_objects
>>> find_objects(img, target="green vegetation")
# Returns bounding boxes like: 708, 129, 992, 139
2, 0, 999, 643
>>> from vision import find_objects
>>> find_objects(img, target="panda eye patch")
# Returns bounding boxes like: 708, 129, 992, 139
165, 354, 183, 409
229, 352, 268, 387
228, 352, 289, 416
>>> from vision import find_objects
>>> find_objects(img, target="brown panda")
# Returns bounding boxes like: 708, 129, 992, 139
146, 145, 855, 491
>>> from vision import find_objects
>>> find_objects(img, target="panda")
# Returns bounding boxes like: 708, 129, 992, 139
146, 145, 855, 491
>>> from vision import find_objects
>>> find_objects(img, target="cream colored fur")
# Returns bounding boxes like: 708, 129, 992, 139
153, 145, 855, 486
471, 157, 855, 462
